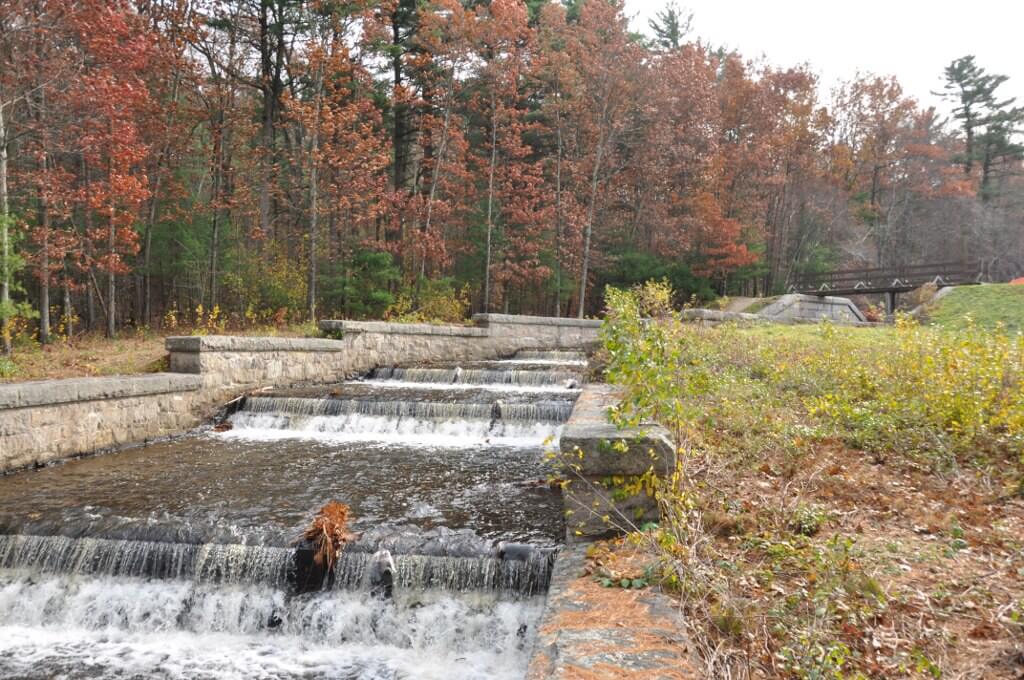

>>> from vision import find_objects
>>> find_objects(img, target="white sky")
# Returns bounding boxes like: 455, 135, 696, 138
624, 0, 1024, 117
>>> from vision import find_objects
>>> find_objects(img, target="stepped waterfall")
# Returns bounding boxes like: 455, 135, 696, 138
0, 349, 584, 679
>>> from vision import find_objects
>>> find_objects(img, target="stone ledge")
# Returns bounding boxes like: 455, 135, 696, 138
472, 313, 602, 328
318, 319, 488, 337
0, 373, 202, 410
560, 384, 675, 476
680, 308, 765, 324
165, 335, 349, 353
526, 545, 693, 679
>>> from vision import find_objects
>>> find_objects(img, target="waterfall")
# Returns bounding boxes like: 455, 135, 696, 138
221, 411, 564, 446
0, 573, 543, 680
0, 344, 587, 679
0, 533, 555, 597
369, 367, 580, 387
242, 396, 574, 423
0, 534, 294, 587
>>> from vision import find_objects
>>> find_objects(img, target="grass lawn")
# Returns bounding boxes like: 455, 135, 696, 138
926, 283, 1024, 333
588, 284, 1024, 679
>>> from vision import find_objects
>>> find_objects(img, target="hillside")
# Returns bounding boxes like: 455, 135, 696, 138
926, 283, 1024, 332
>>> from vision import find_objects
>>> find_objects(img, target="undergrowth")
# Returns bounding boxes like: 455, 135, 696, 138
597, 281, 1024, 679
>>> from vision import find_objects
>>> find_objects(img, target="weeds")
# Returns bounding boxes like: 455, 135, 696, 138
595, 281, 1024, 678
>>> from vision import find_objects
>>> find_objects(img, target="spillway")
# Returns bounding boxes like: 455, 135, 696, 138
0, 347, 585, 679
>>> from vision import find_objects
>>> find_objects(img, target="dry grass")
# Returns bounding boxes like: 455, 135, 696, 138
1, 331, 170, 383
0, 322, 318, 383
597, 284, 1024, 678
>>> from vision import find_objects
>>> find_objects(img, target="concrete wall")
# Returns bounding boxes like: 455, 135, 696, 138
558, 384, 674, 541
0, 315, 600, 473
759, 293, 867, 323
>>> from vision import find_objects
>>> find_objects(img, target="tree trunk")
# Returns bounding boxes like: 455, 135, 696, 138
553, 96, 564, 318
0, 102, 10, 356
208, 116, 223, 309
307, 62, 323, 322
143, 174, 160, 324
107, 212, 116, 339
483, 92, 498, 313
417, 72, 455, 296
39, 224, 49, 344
62, 276, 73, 339
578, 104, 609, 319
38, 138, 50, 344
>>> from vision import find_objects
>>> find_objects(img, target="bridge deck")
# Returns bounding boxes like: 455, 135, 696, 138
791, 262, 981, 297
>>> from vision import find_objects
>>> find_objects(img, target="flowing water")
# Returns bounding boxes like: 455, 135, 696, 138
0, 349, 584, 679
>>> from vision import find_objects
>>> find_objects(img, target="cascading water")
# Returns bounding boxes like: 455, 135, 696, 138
0, 347, 584, 679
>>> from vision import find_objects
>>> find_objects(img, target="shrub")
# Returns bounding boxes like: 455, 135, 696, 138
386, 277, 470, 324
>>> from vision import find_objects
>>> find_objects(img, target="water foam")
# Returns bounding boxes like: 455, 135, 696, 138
0, 573, 541, 680
219, 411, 563, 447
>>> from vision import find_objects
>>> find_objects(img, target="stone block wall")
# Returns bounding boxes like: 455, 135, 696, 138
558, 384, 675, 541
0, 374, 202, 471
0, 315, 601, 473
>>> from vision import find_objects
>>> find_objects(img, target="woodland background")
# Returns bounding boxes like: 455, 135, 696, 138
0, 0, 1022, 348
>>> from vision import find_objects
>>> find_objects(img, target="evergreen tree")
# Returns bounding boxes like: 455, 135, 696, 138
648, 1, 691, 50
938, 55, 1023, 189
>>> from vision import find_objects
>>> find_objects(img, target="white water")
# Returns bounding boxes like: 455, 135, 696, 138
351, 379, 581, 395
0, 573, 541, 680
491, 358, 587, 366
219, 412, 563, 448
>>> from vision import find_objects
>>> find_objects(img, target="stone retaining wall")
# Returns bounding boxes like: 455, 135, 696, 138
559, 383, 674, 541
0, 374, 202, 471
759, 293, 867, 323
1, 315, 601, 473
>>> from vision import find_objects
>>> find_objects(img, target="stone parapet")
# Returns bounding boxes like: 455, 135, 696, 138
526, 544, 693, 679
0, 373, 201, 410
2, 314, 600, 473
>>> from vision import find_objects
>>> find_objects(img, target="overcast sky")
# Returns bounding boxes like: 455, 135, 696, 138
624, 0, 1024, 116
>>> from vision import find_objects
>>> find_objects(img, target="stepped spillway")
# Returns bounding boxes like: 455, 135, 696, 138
0, 346, 586, 679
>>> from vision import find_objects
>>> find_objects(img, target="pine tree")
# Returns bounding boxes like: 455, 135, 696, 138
938, 55, 1023, 186
647, 1, 692, 51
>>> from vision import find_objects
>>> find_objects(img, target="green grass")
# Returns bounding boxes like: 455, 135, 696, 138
926, 283, 1024, 333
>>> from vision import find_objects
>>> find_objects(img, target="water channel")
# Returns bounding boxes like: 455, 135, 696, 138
0, 349, 585, 679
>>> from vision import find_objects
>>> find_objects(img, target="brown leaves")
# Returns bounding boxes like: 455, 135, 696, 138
301, 501, 357, 570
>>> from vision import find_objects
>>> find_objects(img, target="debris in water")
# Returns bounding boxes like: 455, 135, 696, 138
300, 501, 356, 570
497, 542, 535, 562
213, 421, 233, 432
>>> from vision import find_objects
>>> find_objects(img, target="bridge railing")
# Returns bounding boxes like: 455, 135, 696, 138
790, 261, 981, 295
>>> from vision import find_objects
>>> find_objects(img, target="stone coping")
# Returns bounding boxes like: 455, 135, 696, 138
560, 383, 675, 476
526, 545, 693, 678
165, 335, 349, 353
680, 308, 765, 323
0, 373, 202, 410
472, 313, 602, 328
318, 319, 488, 337
759, 293, 868, 323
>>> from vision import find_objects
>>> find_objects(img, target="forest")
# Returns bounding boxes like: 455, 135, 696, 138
0, 0, 1022, 352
